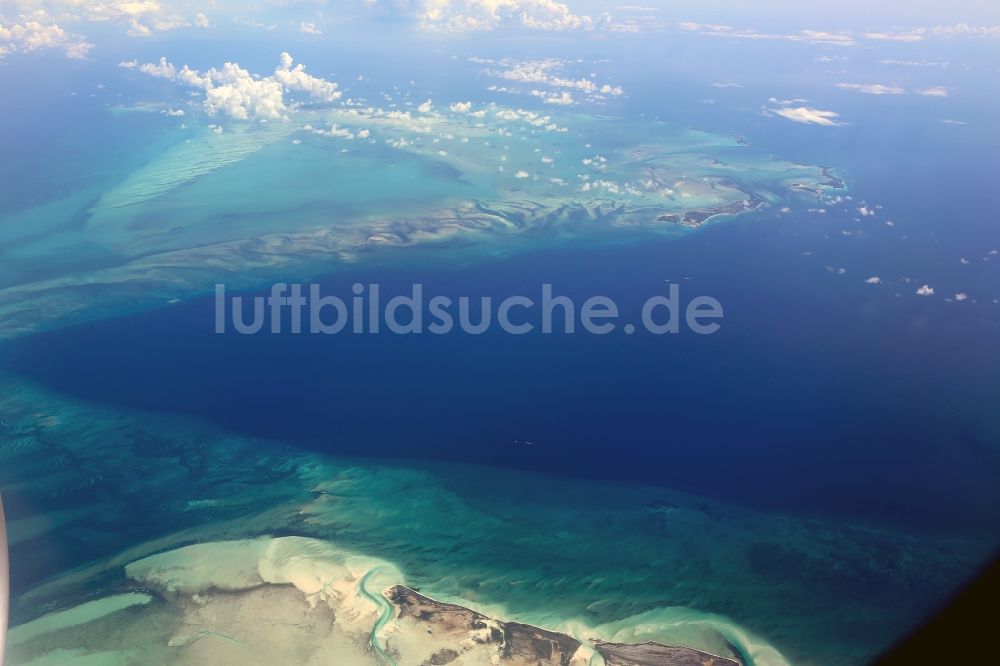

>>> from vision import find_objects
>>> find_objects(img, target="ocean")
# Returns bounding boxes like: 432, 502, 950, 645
2, 20, 999, 666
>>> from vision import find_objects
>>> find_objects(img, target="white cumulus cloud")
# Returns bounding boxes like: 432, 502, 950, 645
0, 19, 93, 59
530, 89, 575, 105
486, 59, 624, 99
273, 52, 341, 102
769, 106, 842, 126
122, 52, 341, 120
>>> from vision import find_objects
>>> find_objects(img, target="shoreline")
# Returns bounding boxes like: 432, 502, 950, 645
0, 372, 992, 665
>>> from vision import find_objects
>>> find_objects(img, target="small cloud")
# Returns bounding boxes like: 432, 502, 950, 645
865, 276, 882, 285
955, 292, 969, 301
543, 91, 574, 105
300, 22, 322, 35
836, 82, 906, 95
880, 59, 949, 68
449, 101, 473, 113
916, 284, 935, 296
127, 18, 154, 36
941, 118, 968, 125
863, 31, 924, 42
417, 99, 433, 113
485, 59, 624, 99
514, 170, 530, 179
928, 23, 1000, 38
769, 106, 842, 126
916, 86, 949, 97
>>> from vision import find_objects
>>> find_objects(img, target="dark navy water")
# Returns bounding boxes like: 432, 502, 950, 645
3, 34, 999, 539
4, 209, 999, 536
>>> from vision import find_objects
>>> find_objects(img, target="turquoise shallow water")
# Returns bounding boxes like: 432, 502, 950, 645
0, 374, 989, 666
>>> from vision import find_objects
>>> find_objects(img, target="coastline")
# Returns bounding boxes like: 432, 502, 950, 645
8, 533, 745, 666
0, 373, 991, 665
